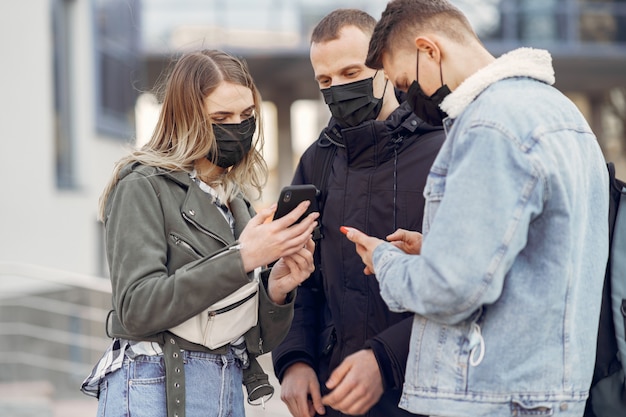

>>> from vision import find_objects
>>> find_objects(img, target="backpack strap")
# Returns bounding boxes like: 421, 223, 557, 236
298, 132, 337, 293
608, 162, 626, 369
310, 134, 337, 241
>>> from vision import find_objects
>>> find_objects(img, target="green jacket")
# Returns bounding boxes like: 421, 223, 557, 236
104, 162, 295, 357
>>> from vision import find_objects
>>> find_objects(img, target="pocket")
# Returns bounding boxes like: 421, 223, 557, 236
127, 355, 167, 417
318, 325, 336, 357
170, 233, 203, 259
423, 171, 445, 230
510, 401, 553, 416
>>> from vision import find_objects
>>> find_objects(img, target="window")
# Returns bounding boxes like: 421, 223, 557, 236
93, 0, 141, 139
53, 0, 75, 188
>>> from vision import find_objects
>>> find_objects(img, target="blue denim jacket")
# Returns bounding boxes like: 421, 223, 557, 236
372, 49, 609, 417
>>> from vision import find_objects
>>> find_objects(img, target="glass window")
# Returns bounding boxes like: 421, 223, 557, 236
53, 0, 75, 189
93, 0, 141, 139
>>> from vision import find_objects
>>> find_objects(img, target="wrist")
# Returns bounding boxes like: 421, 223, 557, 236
267, 280, 287, 305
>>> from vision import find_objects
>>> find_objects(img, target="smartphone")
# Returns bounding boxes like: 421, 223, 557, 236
273, 184, 319, 225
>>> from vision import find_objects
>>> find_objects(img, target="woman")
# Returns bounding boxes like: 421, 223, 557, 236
81, 49, 318, 417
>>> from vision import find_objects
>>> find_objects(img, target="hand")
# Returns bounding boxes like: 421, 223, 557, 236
340, 226, 385, 275
386, 228, 423, 255
268, 239, 315, 304
280, 362, 326, 417
239, 201, 319, 272
321, 349, 383, 415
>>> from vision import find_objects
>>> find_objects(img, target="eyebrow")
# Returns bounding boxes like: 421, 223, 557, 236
210, 105, 255, 117
314, 64, 363, 82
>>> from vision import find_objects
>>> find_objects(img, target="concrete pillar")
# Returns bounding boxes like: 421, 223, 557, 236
272, 90, 295, 189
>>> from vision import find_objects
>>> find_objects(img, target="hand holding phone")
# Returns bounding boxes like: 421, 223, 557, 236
273, 184, 319, 225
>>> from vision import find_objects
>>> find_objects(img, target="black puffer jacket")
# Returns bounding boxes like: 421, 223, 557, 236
272, 101, 445, 417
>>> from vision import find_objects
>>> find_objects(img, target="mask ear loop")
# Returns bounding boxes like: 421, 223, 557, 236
438, 54, 444, 88
415, 50, 420, 85
416, 49, 445, 89
373, 69, 389, 99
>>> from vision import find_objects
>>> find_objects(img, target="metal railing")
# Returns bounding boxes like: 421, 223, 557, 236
0, 262, 293, 417
0, 262, 111, 403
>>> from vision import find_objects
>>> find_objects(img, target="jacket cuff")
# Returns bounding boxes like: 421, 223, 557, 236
363, 339, 396, 391
272, 351, 316, 382
362, 316, 413, 391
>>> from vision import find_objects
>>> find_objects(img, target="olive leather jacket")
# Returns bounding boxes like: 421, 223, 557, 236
104, 162, 295, 358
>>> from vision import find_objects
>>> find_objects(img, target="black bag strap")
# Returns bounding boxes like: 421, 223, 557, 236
298, 133, 337, 293
311, 134, 337, 241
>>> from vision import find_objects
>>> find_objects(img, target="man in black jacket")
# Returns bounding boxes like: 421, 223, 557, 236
271, 9, 445, 417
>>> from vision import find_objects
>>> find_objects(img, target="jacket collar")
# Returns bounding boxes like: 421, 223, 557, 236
181, 179, 252, 242
144, 166, 250, 243
440, 48, 555, 119
181, 184, 236, 244
328, 101, 437, 167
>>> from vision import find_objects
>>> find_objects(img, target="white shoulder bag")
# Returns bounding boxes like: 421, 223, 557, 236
170, 268, 260, 349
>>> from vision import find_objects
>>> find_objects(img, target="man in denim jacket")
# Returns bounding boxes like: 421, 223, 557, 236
342, 1, 610, 416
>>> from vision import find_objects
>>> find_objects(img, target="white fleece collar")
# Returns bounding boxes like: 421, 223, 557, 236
440, 48, 555, 119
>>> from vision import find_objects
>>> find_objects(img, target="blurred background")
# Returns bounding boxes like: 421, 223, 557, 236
0, 0, 625, 416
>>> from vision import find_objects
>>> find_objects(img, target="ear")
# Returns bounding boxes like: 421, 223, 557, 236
415, 36, 441, 63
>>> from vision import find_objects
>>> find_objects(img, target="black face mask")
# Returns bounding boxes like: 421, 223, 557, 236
208, 117, 255, 168
321, 73, 388, 128
405, 51, 451, 126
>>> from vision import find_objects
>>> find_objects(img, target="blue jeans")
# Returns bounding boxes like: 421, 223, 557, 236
97, 350, 245, 417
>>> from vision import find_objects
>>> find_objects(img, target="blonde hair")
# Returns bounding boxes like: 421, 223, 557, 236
98, 49, 267, 221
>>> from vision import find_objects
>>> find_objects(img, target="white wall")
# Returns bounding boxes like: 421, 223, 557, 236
0, 0, 128, 277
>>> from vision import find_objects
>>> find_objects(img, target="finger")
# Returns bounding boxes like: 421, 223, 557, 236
354, 245, 375, 275
304, 238, 315, 254
285, 211, 320, 238
285, 253, 314, 284
323, 377, 373, 415
322, 378, 356, 410
283, 256, 313, 285
385, 228, 408, 241
286, 396, 311, 417
296, 244, 315, 265
282, 388, 311, 417
249, 204, 277, 227
272, 200, 312, 228
286, 251, 313, 277
279, 255, 310, 287
279, 224, 320, 256
341, 395, 374, 416
309, 379, 326, 415
354, 242, 369, 261
340, 226, 365, 245
325, 360, 350, 391
389, 241, 404, 249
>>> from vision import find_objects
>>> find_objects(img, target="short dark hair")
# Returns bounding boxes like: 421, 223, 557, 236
366, 0, 477, 69
311, 8, 377, 44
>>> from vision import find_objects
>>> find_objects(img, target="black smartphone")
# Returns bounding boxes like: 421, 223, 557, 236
273, 184, 319, 225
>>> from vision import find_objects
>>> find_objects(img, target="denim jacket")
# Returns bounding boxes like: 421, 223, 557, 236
371, 48, 609, 417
